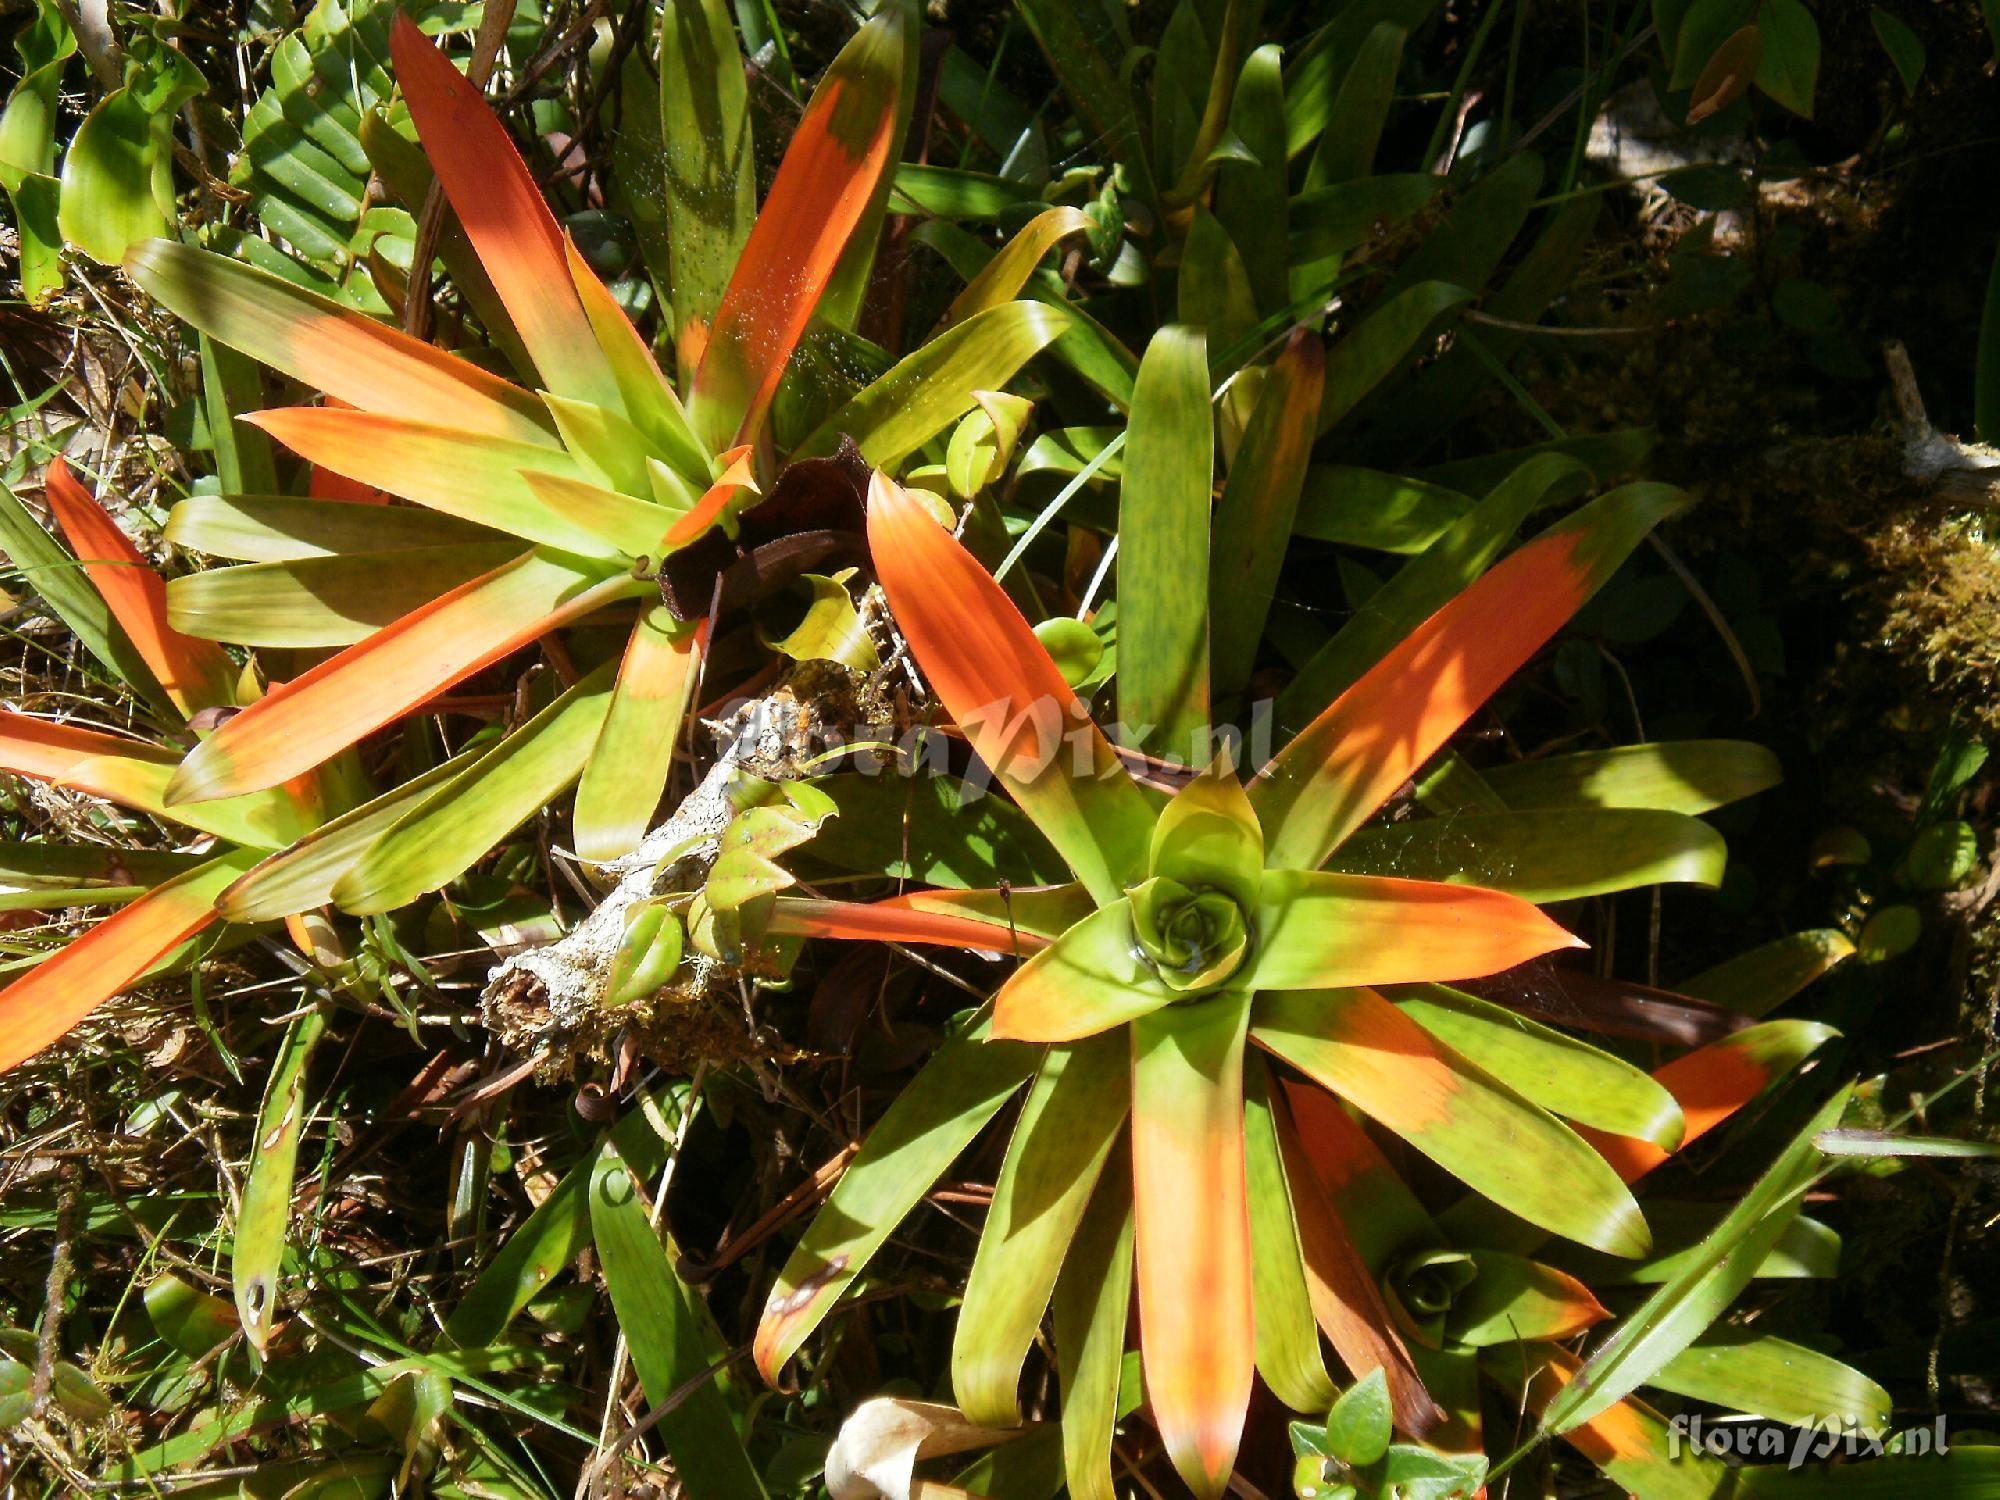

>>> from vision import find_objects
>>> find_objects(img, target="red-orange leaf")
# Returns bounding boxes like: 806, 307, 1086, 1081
1282, 1077, 1437, 1273
1251, 485, 1684, 870
1274, 1081, 1442, 1436
1131, 993, 1255, 1500
43, 459, 240, 716
389, 14, 621, 411
0, 710, 177, 811
687, 7, 908, 449
1580, 1019, 1839, 1183
164, 549, 637, 804
1248, 871, 1584, 992
124, 241, 553, 446
867, 473, 1152, 904
662, 446, 758, 549
768, 884, 1090, 953
1255, 988, 1649, 1257
0, 850, 259, 1074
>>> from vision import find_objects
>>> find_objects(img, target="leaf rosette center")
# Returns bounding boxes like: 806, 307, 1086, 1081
1128, 876, 1252, 993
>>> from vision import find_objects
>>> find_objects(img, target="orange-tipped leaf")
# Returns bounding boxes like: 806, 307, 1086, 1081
165, 549, 637, 804
1247, 871, 1584, 992
388, 15, 621, 411
867, 473, 1152, 903
0, 849, 259, 1074
767, 884, 1090, 953
1252, 484, 1686, 870
1131, 992, 1256, 1500
1582, 1019, 1840, 1183
125, 241, 555, 446
687, 7, 907, 449
1255, 987, 1650, 1258
43, 459, 240, 716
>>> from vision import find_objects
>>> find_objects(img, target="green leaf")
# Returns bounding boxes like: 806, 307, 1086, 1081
1446, 1250, 1606, 1347
1289, 174, 1441, 283
659, 0, 755, 389
953, 1032, 1127, 1426
0, 1344, 111, 1427
1292, 467, 1474, 554
1244, 1060, 1337, 1414
1150, 757, 1264, 908
1254, 989, 1649, 1258
1281, 0, 1443, 159
1117, 325, 1213, 758
754, 1013, 1041, 1379
1211, 330, 1326, 701
589, 1142, 770, 1497
606, 898, 686, 1007
1308, 22, 1404, 186
166, 492, 502, 562
613, 48, 672, 316
1371, 194, 1601, 450
1034, 617, 1107, 691
1383, 153, 1545, 309
1327, 808, 1729, 901
58, 87, 174, 262
991, 899, 1178, 1042
199, 334, 279, 495
573, 607, 703, 864
890, 163, 1040, 219
1418, 429, 1658, 494
1814, 1130, 2000, 1160
1540, 1084, 1854, 1434
800, 302, 1069, 469
1317, 281, 1472, 435
1871, 8, 1925, 93
1899, 820, 1980, 891
941, 208, 1094, 327
234, 1005, 328, 1356
0, 479, 176, 722
442, 1098, 676, 1349
1482, 739, 1781, 813
1013, 0, 1148, 200
1650, 1330, 1890, 1427
1678, 930, 1855, 1017
1393, 985, 1685, 1147
705, 777, 838, 912
1325, 1368, 1392, 1468
332, 663, 617, 914
0, 841, 202, 911
144, 1273, 239, 1360
1754, 0, 1819, 115
244, 411, 654, 559
1739, 1444, 2000, 1496
2, 170, 63, 304
1275, 453, 1590, 730
165, 544, 522, 646
1213, 44, 1289, 317
1572, 1205, 1841, 1285
1179, 205, 1257, 369
1052, 1175, 1136, 1500
217, 752, 473, 923
808, 773, 1067, 888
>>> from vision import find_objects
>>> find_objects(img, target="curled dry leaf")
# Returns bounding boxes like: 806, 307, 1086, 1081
825, 1398, 1021, 1500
